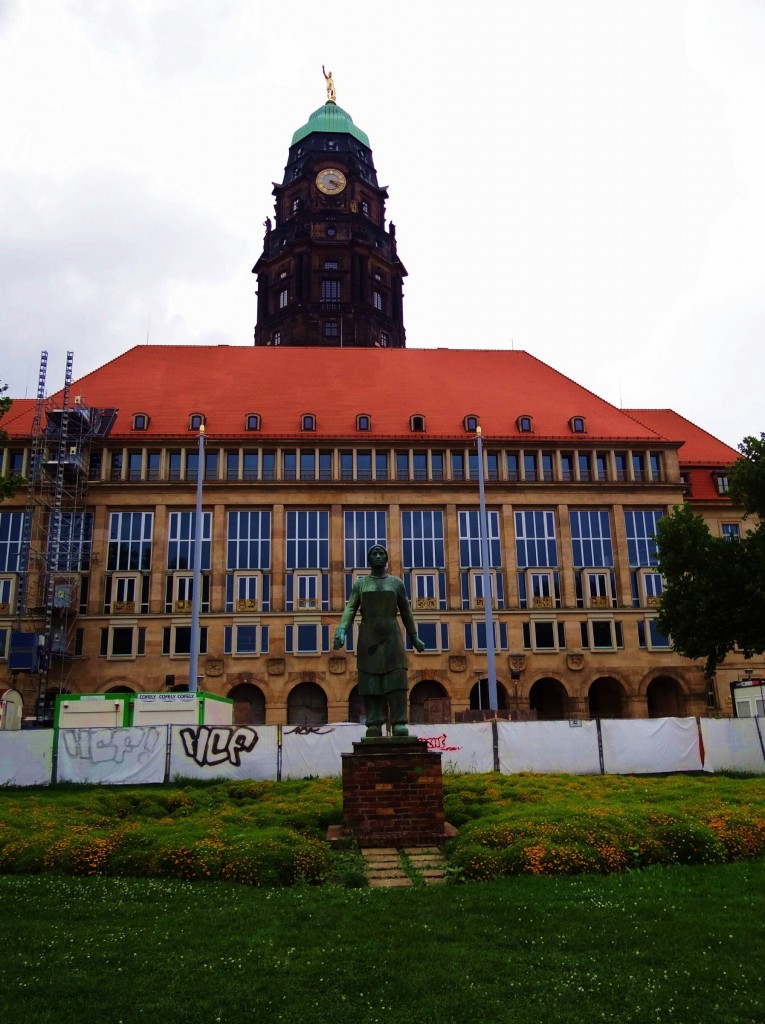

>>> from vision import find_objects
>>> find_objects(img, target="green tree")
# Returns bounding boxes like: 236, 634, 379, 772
656, 434, 765, 676
0, 382, 24, 503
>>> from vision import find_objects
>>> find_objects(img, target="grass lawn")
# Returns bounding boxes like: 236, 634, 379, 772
1, 862, 764, 1024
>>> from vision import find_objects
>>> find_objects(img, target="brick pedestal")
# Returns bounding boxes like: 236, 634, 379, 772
340, 736, 447, 847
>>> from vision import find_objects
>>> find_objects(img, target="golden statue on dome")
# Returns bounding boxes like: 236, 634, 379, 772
322, 65, 336, 103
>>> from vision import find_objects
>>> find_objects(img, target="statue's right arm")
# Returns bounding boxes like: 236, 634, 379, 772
333, 582, 360, 649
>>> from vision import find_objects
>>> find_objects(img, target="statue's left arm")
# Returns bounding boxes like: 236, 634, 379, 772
396, 579, 426, 653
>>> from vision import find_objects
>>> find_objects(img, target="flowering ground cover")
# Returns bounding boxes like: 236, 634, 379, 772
0, 772, 763, 885
1, 862, 763, 1024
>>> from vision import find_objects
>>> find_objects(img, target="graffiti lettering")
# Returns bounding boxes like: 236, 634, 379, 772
421, 733, 462, 752
61, 727, 163, 765
179, 726, 259, 768
284, 726, 335, 736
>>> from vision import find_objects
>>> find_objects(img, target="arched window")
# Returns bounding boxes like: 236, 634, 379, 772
516, 415, 533, 433
189, 413, 205, 431
356, 414, 371, 431
464, 415, 479, 433
569, 416, 586, 433
132, 413, 149, 431
301, 413, 316, 431
245, 413, 261, 431
410, 414, 426, 432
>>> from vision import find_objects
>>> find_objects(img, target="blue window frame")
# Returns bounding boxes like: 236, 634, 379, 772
569, 510, 613, 568
344, 511, 387, 569
227, 511, 271, 570
401, 510, 444, 569
624, 510, 663, 567
167, 511, 211, 571
515, 510, 558, 568
107, 512, 153, 572
458, 510, 500, 568
286, 511, 329, 569
0, 512, 24, 572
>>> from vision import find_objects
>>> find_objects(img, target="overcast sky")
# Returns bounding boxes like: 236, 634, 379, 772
1, 0, 763, 449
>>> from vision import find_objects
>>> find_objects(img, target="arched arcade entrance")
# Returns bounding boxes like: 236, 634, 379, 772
529, 678, 569, 720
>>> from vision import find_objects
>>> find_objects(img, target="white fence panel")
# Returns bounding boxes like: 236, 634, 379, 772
281, 723, 365, 778
57, 726, 168, 784
410, 723, 495, 773
498, 720, 602, 774
0, 730, 52, 786
700, 718, 765, 774
169, 725, 279, 780
601, 717, 703, 774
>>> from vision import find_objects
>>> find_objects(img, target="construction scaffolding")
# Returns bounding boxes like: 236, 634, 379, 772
10, 351, 116, 724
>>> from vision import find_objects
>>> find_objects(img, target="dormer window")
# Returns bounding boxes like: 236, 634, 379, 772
301, 414, 316, 432
715, 474, 730, 495
464, 415, 479, 433
517, 415, 533, 433
357, 414, 371, 432
189, 413, 205, 431
410, 415, 426, 433
570, 416, 586, 433
132, 413, 149, 431
245, 414, 261, 432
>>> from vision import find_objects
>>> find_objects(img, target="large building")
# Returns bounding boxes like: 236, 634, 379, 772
0, 88, 755, 727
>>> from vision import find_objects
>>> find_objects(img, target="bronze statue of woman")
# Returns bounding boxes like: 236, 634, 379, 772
333, 545, 425, 738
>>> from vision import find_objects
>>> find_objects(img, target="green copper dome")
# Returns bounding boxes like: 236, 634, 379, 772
291, 101, 370, 148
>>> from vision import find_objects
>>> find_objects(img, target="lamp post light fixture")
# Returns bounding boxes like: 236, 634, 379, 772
475, 427, 499, 712
188, 425, 205, 693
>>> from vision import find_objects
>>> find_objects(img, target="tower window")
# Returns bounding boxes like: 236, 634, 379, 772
323, 260, 339, 270
291, 198, 300, 214
189, 413, 205, 431
271, 331, 281, 346
326, 226, 336, 238
324, 321, 339, 337
569, 416, 586, 433
360, 200, 369, 215
279, 270, 287, 279
410, 415, 426, 433
245, 414, 261, 431
278, 288, 288, 308
517, 415, 533, 433
379, 331, 389, 348
373, 290, 384, 312
357, 414, 371, 431
464, 415, 479, 433
321, 279, 341, 304
132, 413, 149, 431
326, 139, 337, 151
301, 414, 316, 431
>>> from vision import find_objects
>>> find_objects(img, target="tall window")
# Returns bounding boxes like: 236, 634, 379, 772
459, 510, 500, 568
624, 510, 663, 567
321, 279, 341, 305
278, 289, 288, 309
344, 511, 387, 569
515, 511, 557, 568
227, 511, 271, 572
107, 512, 153, 572
50, 512, 93, 571
286, 511, 329, 570
0, 512, 24, 572
401, 511, 445, 569
167, 511, 212, 571
570, 511, 613, 568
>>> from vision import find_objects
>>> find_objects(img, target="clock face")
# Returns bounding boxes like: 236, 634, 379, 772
316, 168, 347, 195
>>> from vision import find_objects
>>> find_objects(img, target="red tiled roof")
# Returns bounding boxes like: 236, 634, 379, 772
3, 346, 668, 442
623, 409, 739, 466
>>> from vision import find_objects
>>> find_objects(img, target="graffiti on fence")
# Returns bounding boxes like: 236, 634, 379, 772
60, 727, 163, 765
178, 726, 259, 768
421, 733, 462, 752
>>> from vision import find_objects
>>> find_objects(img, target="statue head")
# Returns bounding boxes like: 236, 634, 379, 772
367, 544, 388, 567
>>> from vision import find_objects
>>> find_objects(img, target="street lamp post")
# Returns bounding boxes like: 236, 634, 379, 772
188, 426, 205, 693
475, 427, 499, 712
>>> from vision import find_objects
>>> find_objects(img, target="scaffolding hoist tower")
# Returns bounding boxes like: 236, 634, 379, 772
10, 351, 116, 725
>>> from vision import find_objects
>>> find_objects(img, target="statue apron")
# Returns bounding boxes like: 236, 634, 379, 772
357, 584, 407, 696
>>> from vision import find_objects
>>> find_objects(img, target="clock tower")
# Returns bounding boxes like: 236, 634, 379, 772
253, 75, 407, 348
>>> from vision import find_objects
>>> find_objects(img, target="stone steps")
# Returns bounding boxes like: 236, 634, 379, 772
362, 846, 447, 888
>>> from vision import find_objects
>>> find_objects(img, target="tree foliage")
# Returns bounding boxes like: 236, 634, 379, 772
0, 382, 24, 503
657, 436, 765, 676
